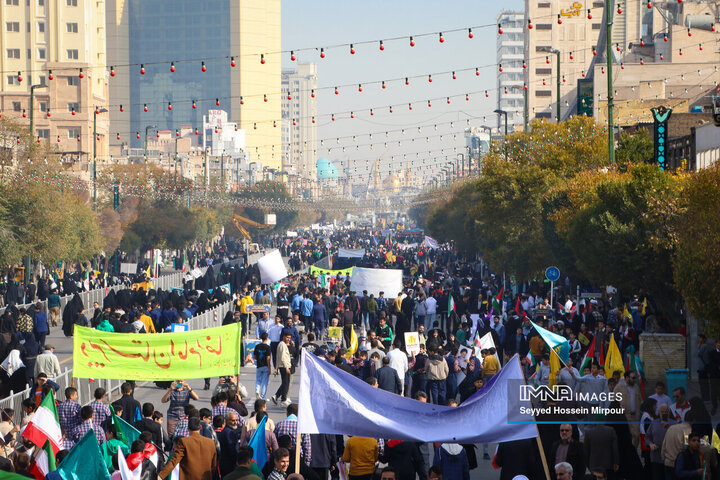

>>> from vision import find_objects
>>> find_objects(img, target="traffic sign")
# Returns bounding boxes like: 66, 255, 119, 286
545, 266, 560, 282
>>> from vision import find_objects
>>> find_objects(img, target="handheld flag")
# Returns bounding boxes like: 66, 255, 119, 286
29, 440, 56, 480
492, 288, 504, 313
604, 334, 625, 379
580, 340, 595, 373
530, 321, 570, 364
56, 429, 112, 480
248, 415, 268, 469
22, 389, 62, 454
345, 327, 358, 358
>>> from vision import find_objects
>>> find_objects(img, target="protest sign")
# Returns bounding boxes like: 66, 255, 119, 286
73, 323, 242, 380
404, 332, 420, 356
327, 327, 342, 340
257, 249, 288, 284
350, 267, 402, 297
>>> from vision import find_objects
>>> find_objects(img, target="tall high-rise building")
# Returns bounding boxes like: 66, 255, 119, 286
0, 0, 108, 158
281, 63, 317, 179
496, 11, 525, 131
107, 0, 281, 169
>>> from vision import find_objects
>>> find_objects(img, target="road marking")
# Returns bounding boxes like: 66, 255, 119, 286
60, 357, 72, 364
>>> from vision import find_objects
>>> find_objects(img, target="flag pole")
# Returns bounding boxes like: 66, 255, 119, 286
517, 356, 552, 480
295, 432, 302, 474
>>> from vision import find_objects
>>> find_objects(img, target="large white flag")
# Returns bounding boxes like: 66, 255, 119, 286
257, 249, 288, 284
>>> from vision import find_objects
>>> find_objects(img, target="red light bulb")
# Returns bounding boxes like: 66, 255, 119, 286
699, 44, 703, 50
660, 54, 664, 60
170, 62, 175, 72
76, 136, 80, 142
215, 98, 219, 106
110, 66, 115, 77
405, 77, 409, 85
240, 97, 244, 105
22, 110, 26, 118
350, 112, 354, 119
195, 128, 199, 135
439, 33, 444, 43
370, 109, 374, 115
231, 56, 236, 67
593, 47, 597, 56
485, 91, 489, 97
48, 70, 53, 80
468, 28, 473, 38
287, 94, 292, 100
143, 104, 148, 112
71, 109, 76, 115
46, 110, 51, 117
409, 36, 415, 47
320, 48, 325, 58
562, 75, 566, 83
498, 24, 503, 35
168, 102, 172, 110
290, 51, 295, 61
617, 5, 623, 14
428, 75, 432, 82
499, 64, 503, 72
192, 101, 196, 109
528, 19, 533, 29
292, 120, 296, 126
382, 81, 386, 89
543, 79, 546, 85
57, 136, 60, 143
389, 107, 393, 113
409, 103, 413, 110
95, 107, 100, 114
687, 28, 691, 36
350, 44, 355, 54
466, 94, 469, 101
379, 41, 384, 51
117, 133, 120, 140
175, 130, 179, 137
587, 9, 592, 19
640, 59, 645, 65
476, 68, 480, 76
136, 132, 140, 139
546, 56, 550, 64
201, 61, 207, 71
558, 15, 562, 24
446, 97, 450, 104
334, 87, 338, 95
452, 72, 456, 80
156, 132, 159, 138
570, 52, 574, 60
640, 39, 645, 47
263, 94, 267, 102
311, 117, 315, 123
140, 64, 145, 75
119, 105, 124, 112
679, 49, 683, 55
260, 54, 265, 64
523, 61, 527, 69
311, 90, 315, 98
78, 68, 84, 79
331, 114, 335, 121
273, 120, 276, 127
17, 72, 22, 82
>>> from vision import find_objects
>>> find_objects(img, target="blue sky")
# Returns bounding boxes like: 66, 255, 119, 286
281, 0, 524, 182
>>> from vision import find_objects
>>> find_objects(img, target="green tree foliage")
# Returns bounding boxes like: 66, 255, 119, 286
616, 128, 654, 166
231, 181, 298, 235
672, 165, 720, 334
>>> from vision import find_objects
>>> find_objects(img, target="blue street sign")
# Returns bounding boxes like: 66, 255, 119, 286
545, 266, 560, 282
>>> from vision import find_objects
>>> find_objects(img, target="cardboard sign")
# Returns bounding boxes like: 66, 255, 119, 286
405, 332, 420, 356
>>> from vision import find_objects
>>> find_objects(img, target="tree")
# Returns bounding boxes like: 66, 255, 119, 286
616, 128, 654, 166
231, 181, 298, 236
672, 165, 720, 334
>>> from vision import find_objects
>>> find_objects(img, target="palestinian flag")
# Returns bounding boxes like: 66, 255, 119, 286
29, 440, 56, 480
448, 294, 455, 313
579, 340, 595, 373
23, 390, 62, 454
492, 288, 504, 314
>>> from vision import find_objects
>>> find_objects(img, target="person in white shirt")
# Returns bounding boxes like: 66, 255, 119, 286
386, 339, 409, 396
425, 295, 437, 329
648, 381, 673, 414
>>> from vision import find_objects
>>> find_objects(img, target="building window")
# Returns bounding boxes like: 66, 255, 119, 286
37, 48, 46, 60
6, 49, 20, 59
536, 45, 552, 52
6, 22, 20, 32
535, 90, 552, 97
536, 112, 552, 119
37, 21, 45, 33
67, 102, 79, 112
66, 0, 77, 5
5, 0, 19, 5
68, 128, 80, 139
536, 68, 552, 75
37, 129, 49, 139
39, 102, 47, 112
12, 102, 21, 111
39, 75, 46, 85
67, 49, 79, 60
538, 2, 551, 6
536, 24, 552, 30
592, 23, 601, 29
67, 76, 79, 86
6, 75, 19, 85
66, 22, 78, 33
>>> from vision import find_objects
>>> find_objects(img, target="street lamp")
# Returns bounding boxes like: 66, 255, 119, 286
144, 124, 157, 163
494, 109, 509, 161
93, 107, 108, 211
456, 153, 465, 177
537, 46, 561, 122
29, 83, 48, 138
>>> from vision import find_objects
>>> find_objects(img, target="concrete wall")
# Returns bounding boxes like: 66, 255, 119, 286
639, 333, 686, 382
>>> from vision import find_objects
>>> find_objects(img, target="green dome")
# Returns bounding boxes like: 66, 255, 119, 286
316, 157, 338, 179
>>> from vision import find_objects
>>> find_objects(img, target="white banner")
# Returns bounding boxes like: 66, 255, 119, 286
350, 267, 402, 297
424, 236, 439, 249
338, 248, 365, 258
257, 249, 288, 285
120, 263, 137, 275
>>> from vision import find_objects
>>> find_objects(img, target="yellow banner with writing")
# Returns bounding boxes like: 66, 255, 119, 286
73, 323, 242, 380
309, 266, 354, 277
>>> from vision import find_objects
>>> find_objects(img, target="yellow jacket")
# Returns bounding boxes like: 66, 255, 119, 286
139, 314, 156, 334
238, 295, 254, 314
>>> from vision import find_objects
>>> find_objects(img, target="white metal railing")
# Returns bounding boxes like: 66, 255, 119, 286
0, 297, 232, 426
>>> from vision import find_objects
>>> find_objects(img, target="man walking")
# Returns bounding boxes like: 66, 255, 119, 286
158, 418, 218, 480
254, 332, 272, 400
272, 332, 293, 406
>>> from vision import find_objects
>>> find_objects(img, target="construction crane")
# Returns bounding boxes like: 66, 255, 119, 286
231, 214, 273, 242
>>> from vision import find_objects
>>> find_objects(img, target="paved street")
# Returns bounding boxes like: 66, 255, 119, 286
41, 319, 500, 479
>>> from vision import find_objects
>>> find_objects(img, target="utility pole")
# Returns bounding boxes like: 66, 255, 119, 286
93, 107, 108, 211
606, 0, 616, 163
556, 51, 561, 122
174, 135, 178, 180
29, 83, 47, 141
524, 85, 529, 132
143, 125, 156, 163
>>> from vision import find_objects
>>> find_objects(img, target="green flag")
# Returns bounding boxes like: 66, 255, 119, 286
109, 405, 141, 447
56, 429, 111, 480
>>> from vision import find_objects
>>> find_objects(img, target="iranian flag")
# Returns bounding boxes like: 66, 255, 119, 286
23, 389, 62, 455
524, 350, 536, 367
29, 440, 56, 480
579, 340, 596, 373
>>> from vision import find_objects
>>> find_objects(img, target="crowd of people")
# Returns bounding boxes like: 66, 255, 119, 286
0, 226, 709, 480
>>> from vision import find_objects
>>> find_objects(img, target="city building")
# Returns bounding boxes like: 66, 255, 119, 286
281, 63, 318, 180
0, 0, 109, 159
106, 0, 281, 169
496, 11, 525, 131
